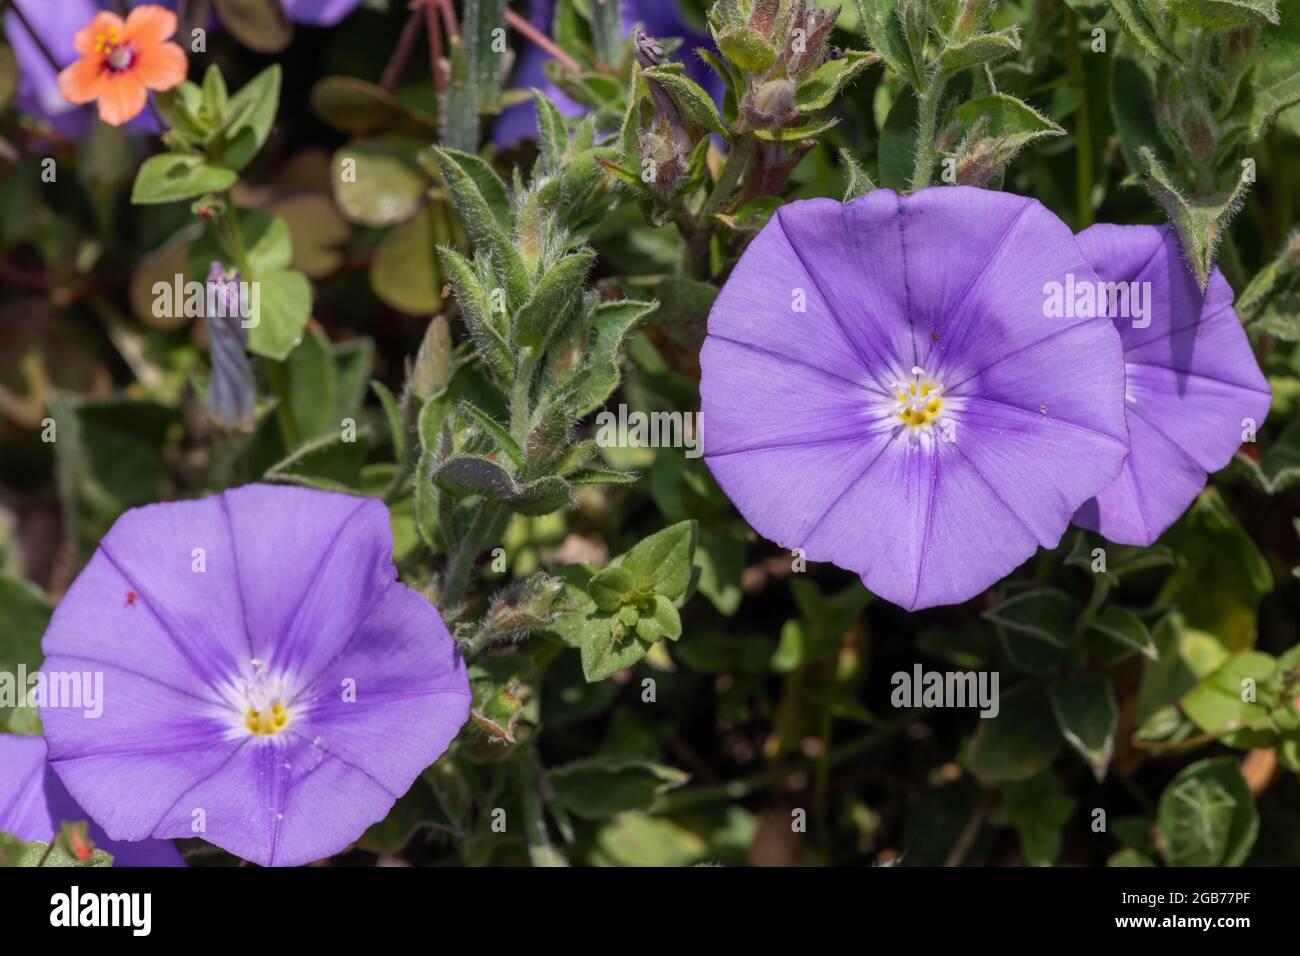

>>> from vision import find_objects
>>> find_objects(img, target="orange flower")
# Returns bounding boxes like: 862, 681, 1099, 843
57, 6, 188, 127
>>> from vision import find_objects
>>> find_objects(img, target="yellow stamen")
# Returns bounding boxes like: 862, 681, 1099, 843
244, 702, 289, 736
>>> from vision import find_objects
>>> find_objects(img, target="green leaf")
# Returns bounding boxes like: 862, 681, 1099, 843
370, 205, 444, 315
437, 246, 514, 381
1136, 613, 1230, 729
854, 0, 918, 85
580, 623, 652, 682
131, 155, 238, 205
212, 0, 292, 53
1108, 0, 1177, 62
983, 588, 1078, 644
284, 326, 339, 442
371, 380, 407, 465
717, 26, 777, 73
248, 269, 311, 361
434, 454, 517, 499
514, 250, 596, 351
990, 772, 1077, 866
0, 576, 52, 733
1139, 148, 1250, 290
1180, 651, 1278, 738
414, 397, 450, 549
642, 67, 729, 135
421, 146, 511, 232
839, 147, 878, 201
878, 86, 919, 191
1109, 51, 1170, 178
965, 683, 1063, 783
508, 476, 573, 516
752, 117, 840, 142
953, 92, 1066, 157
271, 193, 351, 279
533, 88, 570, 174
1049, 674, 1118, 781
1157, 757, 1259, 866
590, 565, 637, 612
620, 520, 698, 600
15, 840, 114, 867
1247, 3, 1300, 138
431, 147, 530, 308
459, 400, 524, 469
938, 27, 1021, 76
310, 76, 439, 136
1156, 488, 1272, 648
1164, 0, 1278, 28
794, 51, 879, 112
650, 593, 681, 640
568, 299, 657, 416
693, 528, 744, 616
264, 431, 365, 492
212, 64, 281, 171
331, 137, 426, 228
1089, 605, 1158, 663
548, 758, 688, 818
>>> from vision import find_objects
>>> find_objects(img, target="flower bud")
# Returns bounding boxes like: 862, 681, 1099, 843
205, 262, 255, 432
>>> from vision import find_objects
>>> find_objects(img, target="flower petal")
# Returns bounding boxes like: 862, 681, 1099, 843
1071, 224, 1271, 544
97, 71, 147, 126
293, 583, 471, 794
57, 55, 106, 106
0, 735, 184, 867
133, 41, 187, 91
122, 4, 177, 47
72, 11, 124, 57
219, 484, 396, 686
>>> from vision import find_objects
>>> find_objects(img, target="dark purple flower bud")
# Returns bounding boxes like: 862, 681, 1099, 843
205, 262, 256, 432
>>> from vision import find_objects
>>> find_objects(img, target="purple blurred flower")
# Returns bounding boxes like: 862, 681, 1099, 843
0, 735, 184, 866
205, 263, 256, 432
39, 484, 470, 867
494, 0, 721, 146
700, 187, 1130, 610
280, 0, 365, 28
1070, 224, 1271, 545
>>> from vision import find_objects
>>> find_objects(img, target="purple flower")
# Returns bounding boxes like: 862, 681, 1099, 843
700, 187, 1131, 610
494, 0, 721, 146
0, 735, 184, 866
279, 0, 364, 28
39, 484, 470, 867
1070, 224, 1272, 545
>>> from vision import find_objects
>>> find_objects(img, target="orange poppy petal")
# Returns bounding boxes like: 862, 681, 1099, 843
133, 42, 188, 92
58, 57, 106, 106
122, 5, 178, 48
97, 72, 148, 127
73, 11, 125, 57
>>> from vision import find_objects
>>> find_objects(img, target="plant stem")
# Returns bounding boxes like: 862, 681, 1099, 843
700, 137, 755, 219
441, 500, 501, 610
909, 73, 947, 193
651, 710, 924, 815
382, 9, 425, 91
1065, 9, 1094, 229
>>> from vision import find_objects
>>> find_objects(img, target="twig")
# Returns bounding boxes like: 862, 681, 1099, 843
943, 788, 996, 867
423, 0, 448, 94
436, 0, 458, 39
504, 8, 582, 74
383, 8, 426, 91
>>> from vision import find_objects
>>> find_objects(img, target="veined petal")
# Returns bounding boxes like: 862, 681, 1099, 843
133, 41, 187, 91
97, 70, 147, 126
122, 4, 177, 47
57, 55, 106, 105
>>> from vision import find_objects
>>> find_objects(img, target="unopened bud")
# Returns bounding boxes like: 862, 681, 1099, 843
205, 262, 255, 432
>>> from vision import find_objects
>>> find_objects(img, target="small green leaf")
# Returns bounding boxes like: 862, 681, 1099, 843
459, 401, 523, 469
983, 588, 1078, 644
331, 138, 426, 228
938, 27, 1021, 76
642, 67, 729, 136
514, 250, 596, 351
795, 51, 879, 112
620, 520, 698, 601
370, 205, 443, 315
212, 64, 281, 171
508, 476, 572, 516
310, 76, 439, 136
434, 454, 517, 499
1164, 0, 1278, 28
590, 565, 637, 612
1049, 674, 1118, 781
965, 683, 1063, 783
1157, 757, 1259, 866
131, 154, 238, 205
548, 758, 688, 819
248, 269, 311, 361
212, 0, 292, 53
853, 0, 918, 85
717, 26, 777, 73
